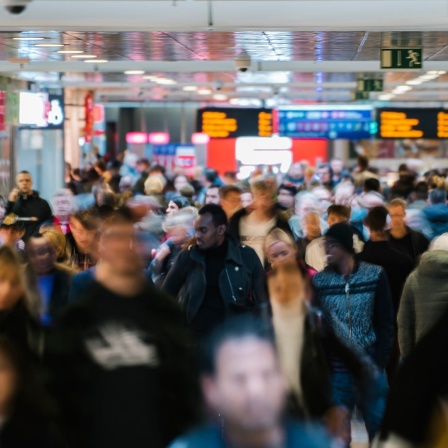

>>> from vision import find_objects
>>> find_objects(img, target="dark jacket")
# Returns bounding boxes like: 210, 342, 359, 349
45, 280, 200, 448
168, 421, 331, 448
385, 226, 429, 264
132, 171, 149, 195
6, 191, 53, 241
162, 236, 268, 324
422, 203, 448, 240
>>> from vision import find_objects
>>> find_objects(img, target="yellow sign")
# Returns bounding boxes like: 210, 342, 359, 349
258, 111, 272, 137
379, 111, 423, 138
201, 111, 238, 138
437, 111, 448, 138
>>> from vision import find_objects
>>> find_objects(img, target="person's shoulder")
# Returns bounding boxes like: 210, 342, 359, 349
286, 421, 332, 447
167, 425, 222, 448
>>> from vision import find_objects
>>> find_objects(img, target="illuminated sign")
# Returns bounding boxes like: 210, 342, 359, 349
19, 92, 64, 129
197, 108, 273, 138
377, 108, 448, 139
278, 107, 373, 139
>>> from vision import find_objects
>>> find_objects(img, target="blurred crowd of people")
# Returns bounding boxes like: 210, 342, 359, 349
0, 154, 447, 447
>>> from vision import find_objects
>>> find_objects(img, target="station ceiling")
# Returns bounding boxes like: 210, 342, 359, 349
1, 1, 448, 105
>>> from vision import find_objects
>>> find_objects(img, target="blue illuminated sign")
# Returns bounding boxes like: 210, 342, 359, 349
278, 108, 374, 140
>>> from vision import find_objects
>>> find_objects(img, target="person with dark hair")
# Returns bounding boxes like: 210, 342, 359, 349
197, 168, 222, 204
330, 158, 346, 186
47, 210, 200, 448
354, 155, 378, 192
358, 206, 414, 381
276, 183, 297, 216
162, 204, 268, 338
312, 222, 394, 444
5, 171, 53, 241
219, 185, 242, 219
407, 181, 430, 235
66, 209, 99, 271
317, 163, 334, 189
205, 184, 221, 205
386, 198, 429, 264
165, 195, 190, 216
149, 164, 166, 176
169, 316, 331, 448
422, 188, 448, 240
132, 158, 151, 195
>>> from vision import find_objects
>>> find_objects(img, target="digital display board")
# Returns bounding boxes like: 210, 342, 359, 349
377, 108, 448, 139
19, 92, 64, 129
197, 108, 273, 138
278, 108, 373, 140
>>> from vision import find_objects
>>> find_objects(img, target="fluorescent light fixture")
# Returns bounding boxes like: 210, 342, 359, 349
84, 59, 108, 63
35, 43, 64, 48
57, 50, 84, 54
143, 75, 158, 81
378, 94, 394, 101
229, 98, 241, 105
198, 89, 212, 95
406, 79, 425, 86
154, 78, 176, 85
124, 70, 145, 75
13, 37, 45, 41
71, 54, 97, 59
182, 86, 197, 91
427, 71, 439, 75
213, 94, 227, 101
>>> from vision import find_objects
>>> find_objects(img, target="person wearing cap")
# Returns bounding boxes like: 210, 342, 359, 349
398, 232, 448, 360
0, 213, 26, 256
6, 171, 53, 241
312, 222, 394, 444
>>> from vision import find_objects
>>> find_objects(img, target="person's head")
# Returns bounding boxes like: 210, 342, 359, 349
429, 188, 447, 205
224, 171, 237, 185
302, 211, 321, 239
200, 317, 285, 433
277, 183, 297, 210
219, 185, 242, 218
364, 206, 388, 233
364, 177, 381, 193
264, 229, 297, 269
330, 158, 344, 176
26, 235, 56, 276
287, 162, 303, 180
149, 164, 166, 176
334, 182, 355, 206
0, 246, 28, 311
241, 191, 253, 209
173, 174, 190, 193
413, 181, 429, 202
251, 180, 275, 213
52, 190, 73, 220
166, 195, 190, 216
325, 222, 355, 267
317, 163, 332, 186
268, 263, 308, 306
387, 198, 407, 231
69, 209, 99, 254
16, 171, 32, 195
327, 205, 351, 227
163, 207, 197, 244
0, 216, 24, 246
195, 204, 227, 250
144, 175, 164, 196
205, 185, 221, 205
357, 155, 369, 171
295, 192, 319, 217
201, 168, 219, 187
136, 158, 150, 174
312, 186, 333, 213
98, 209, 140, 274
39, 227, 69, 263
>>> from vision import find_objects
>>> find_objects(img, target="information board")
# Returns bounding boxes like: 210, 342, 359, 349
377, 108, 448, 139
278, 108, 373, 139
197, 108, 273, 138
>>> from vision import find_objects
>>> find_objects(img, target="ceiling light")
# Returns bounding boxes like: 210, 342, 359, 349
34, 43, 64, 48
124, 70, 145, 75
378, 94, 394, 101
13, 37, 45, 41
229, 98, 241, 105
406, 79, 425, 86
437, 71, 447, 75
84, 59, 108, 63
155, 78, 176, 85
71, 54, 97, 59
183, 86, 197, 91
213, 94, 228, 101
143, 75, 158, 81
57, 50, 84, 54
198, 89, 212, 95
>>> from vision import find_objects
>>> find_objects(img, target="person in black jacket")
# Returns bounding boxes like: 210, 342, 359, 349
6, 171, 53, 241
163, 204, 268, 338
228, 179, 293, 266
45, 210, 200, 448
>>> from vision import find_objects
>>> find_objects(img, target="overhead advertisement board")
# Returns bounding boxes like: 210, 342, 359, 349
19, 92, 64, 129
197, 108, 273, 138
278, 107, 374, 140
377, 108, 448, 139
